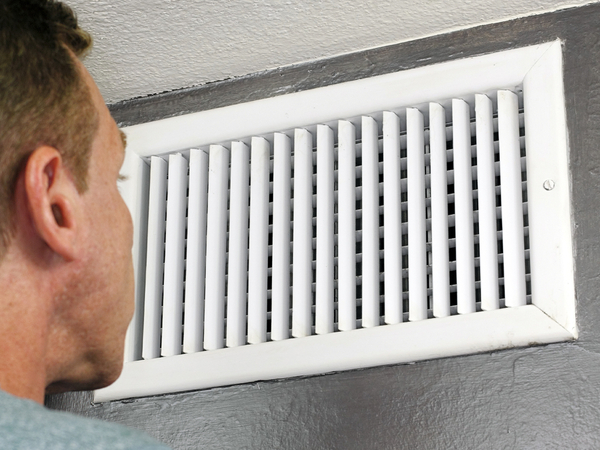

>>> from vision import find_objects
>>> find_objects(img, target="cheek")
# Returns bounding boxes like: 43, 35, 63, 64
89, 191, 134, 294
116, 197, 135, 315
102, 189, 133, 253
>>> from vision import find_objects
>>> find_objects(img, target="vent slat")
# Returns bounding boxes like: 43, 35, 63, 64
315, 125, 335, 334
407, 108, 428, 322
248, 137, 270, 344
183, 149, 209, 354
476, 95, 501, 311
142, 156, 168, 360
125, 156, 150, 362
271, 133, 292, 341
383, 111, 403, 325
226, 142, 250, 348
498, 90, 527, 307
204, 145, 229, 350
430, 102, 451, 318
337, 120, 357, 331
453, 99, 477, 315
291, 128, 313, 338
361, 116, 381, 328
161, 153, 188, 357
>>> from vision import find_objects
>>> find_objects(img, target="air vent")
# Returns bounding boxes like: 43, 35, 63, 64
96, 41, 575, 402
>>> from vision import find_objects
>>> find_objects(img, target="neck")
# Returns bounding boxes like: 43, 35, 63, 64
0, 361, 47, 404
0, 255, 51, 404
0, 327, 49, 404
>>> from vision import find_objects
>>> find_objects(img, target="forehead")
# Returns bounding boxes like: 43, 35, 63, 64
77, 58, 126, 173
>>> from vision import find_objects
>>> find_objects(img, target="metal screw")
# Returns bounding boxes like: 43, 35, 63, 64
543, 179, 555, 191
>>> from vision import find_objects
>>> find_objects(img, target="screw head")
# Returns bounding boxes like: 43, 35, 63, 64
543, 179, 555, 191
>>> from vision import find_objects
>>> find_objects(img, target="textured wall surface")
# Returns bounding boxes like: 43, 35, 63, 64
69, 0, 599, 104
48, 4, 600, 449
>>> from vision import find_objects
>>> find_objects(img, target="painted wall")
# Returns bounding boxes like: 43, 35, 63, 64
70, 0, 599, 104
47, 4, 600, 449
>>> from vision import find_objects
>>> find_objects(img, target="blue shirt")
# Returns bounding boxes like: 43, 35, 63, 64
0, 389, 170, 449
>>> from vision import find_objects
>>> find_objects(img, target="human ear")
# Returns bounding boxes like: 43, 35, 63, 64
23, 146, 82, 261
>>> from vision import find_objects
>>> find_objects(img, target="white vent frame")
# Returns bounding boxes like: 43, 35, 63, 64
95, 40, 575, 402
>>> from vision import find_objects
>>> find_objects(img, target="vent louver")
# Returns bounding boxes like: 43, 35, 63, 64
140, 91, 529, 360
96, 41, 575, 402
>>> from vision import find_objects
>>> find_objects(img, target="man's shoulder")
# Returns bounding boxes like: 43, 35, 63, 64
0, 389, 170, 450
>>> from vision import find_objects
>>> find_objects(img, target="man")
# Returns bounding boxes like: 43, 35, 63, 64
0, 1, 170, 447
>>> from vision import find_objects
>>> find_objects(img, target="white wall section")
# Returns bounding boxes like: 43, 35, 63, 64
70, 0, 599, 104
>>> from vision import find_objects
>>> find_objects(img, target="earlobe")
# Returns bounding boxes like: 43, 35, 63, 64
23, 146, 82, 261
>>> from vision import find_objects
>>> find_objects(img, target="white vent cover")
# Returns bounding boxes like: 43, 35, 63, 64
96, 41, 575, 402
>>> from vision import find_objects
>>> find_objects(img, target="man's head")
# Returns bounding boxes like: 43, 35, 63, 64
0, 0, 135, 401
0, 0, 97, 259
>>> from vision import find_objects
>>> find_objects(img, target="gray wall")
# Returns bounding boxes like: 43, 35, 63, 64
47, 4, 600, 449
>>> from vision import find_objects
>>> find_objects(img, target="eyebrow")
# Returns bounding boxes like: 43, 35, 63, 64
119, 129, 128, 152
